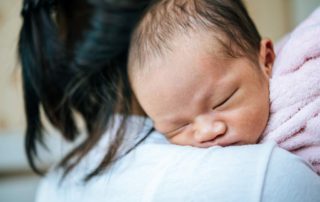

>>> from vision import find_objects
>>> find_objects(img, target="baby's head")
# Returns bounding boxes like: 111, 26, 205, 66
128, 0, 275, 147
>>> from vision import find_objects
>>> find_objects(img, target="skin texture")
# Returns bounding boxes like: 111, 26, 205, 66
130, 31, 275, 148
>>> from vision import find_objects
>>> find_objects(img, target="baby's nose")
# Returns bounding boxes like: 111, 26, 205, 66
193, 117, 227, 143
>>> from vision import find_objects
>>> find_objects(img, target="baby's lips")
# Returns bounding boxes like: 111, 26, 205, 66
198, 136, 241, 148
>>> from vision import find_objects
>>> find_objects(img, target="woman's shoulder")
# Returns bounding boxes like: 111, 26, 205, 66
137, 137, 319, 202
36, 128, 320, 202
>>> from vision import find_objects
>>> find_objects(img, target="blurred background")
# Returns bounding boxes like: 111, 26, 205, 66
0, 0, 320, 202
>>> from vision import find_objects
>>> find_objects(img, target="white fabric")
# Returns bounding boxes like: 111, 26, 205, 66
36, 117, 320, 202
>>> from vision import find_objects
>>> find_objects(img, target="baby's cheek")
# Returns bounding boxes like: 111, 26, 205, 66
168, 135, 180, 145
169, 131, 196, 146
226, 108, 263, 144
243, 109, 268, 142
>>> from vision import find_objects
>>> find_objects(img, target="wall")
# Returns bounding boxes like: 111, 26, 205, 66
244, 0, 293, 42
0, 0, 24, 132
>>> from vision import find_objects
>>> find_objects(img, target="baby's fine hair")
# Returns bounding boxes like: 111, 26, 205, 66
130, 0, 261, 66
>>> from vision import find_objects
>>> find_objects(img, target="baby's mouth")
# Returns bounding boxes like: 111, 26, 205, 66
199, 138, 242, 147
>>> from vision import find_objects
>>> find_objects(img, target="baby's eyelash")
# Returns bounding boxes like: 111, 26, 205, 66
213, 88, 238, 109
167, 123, 189, 135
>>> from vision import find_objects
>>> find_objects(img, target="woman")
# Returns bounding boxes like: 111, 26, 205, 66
18, 0, 320, 201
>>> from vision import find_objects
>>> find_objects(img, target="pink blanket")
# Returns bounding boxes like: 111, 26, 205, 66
261, 8, 320, 174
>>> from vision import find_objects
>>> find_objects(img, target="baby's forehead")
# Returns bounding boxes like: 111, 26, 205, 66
130, 32, 238, 88
169, 32, 232, 64
129, 29, 236, 71
130, 18, 247, 69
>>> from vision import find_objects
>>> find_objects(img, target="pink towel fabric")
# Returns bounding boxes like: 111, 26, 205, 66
260, 7, 320, 174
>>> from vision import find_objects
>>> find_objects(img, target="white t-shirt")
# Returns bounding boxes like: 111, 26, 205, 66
36, 118, 320, 202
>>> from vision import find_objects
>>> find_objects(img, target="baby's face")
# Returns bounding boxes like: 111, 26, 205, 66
130, 32, 274, 147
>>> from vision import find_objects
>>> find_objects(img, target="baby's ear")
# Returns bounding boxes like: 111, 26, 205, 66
259, 39, 275, 77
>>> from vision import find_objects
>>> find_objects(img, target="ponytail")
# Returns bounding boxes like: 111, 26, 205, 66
19, 0, 151, 181
60, 0, 152, 181
19, 0, 78, 175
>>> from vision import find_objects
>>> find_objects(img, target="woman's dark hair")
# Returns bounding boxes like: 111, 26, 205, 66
18, 0, 151, 181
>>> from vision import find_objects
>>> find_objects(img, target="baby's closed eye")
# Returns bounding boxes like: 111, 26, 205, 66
212, 87, 239, 110
165, 123, 191, 138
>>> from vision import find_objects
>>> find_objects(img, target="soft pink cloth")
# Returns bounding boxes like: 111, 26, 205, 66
260, 8, 320, 174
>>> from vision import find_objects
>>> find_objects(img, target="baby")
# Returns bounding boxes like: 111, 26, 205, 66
128, 0, 320, 172
129, 0, 274, 147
